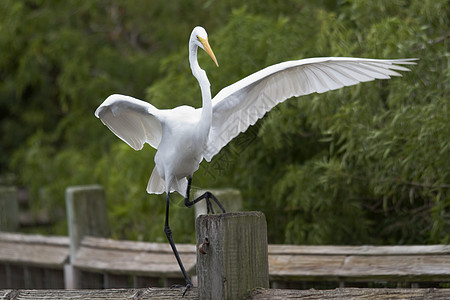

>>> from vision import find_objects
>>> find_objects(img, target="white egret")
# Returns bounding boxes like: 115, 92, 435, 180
95, 26, 416, 294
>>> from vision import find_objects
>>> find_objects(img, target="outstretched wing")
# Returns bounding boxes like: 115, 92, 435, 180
204, 57, 417, 161
95, 94, 163, 150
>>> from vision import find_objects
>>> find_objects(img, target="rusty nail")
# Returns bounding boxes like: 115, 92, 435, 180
198, 236, 210, 255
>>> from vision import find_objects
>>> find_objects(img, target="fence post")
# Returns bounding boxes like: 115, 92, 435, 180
194, 189, 243, 218
196, 211, 269, 300
65, 185, 110, 288
0, 187, 19, 232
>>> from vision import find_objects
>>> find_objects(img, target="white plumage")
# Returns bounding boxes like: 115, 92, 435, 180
95, 27, 416, 196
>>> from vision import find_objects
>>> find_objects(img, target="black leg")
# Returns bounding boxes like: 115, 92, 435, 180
164, 193, 192, 296
184, 176, 226, 214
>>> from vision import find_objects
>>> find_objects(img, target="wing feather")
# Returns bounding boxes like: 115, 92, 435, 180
204, 57, 417, 161
95, 94, 163, 150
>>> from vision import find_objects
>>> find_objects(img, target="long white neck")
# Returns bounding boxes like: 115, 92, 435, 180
189, 38, 212, 140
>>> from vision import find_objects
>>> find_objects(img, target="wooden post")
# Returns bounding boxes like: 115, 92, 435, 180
196, 211, 269, 300
0, 187, 19, 232
65, 185, 110, 288
194, 189, 243, 218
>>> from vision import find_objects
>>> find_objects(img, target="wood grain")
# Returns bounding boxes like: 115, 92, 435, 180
247, 288, 450, 299
268, 245, 450, 282
268, 244, 450, 255
0, 287, 199, 299
1, 233, 450, 287
196, 212, 269, 300
0, 233, 69, 268
73, 238, 196, 277
2, 287, 450, 299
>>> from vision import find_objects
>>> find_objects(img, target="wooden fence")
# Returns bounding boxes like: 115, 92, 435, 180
1, 185, 450, 299
2, 233, 450, 289
3, 287, 450, 300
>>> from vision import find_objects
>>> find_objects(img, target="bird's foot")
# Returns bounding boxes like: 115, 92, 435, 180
204, 195, 215, 214
182, 282, 193, 297
171, 282, 193, 297
184, 190, 226, 214
204, 191, 226, 214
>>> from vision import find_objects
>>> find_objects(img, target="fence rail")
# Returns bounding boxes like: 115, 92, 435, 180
1, 232, 450, 290
2, 287, 450, 300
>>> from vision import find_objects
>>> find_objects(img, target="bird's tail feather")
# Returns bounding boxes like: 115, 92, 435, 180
147, 167, 165, 194
147, 167, 188, 196
173, 177, 188, 196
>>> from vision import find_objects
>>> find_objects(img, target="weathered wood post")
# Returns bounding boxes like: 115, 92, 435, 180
0, 187, 19, 232
65, 185, 110, 288
196, 211, 269, 300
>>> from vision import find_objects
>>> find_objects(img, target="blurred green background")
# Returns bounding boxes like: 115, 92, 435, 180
0, 0, 448, 245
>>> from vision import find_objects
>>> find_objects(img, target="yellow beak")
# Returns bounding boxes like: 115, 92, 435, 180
198, 36, 219, 67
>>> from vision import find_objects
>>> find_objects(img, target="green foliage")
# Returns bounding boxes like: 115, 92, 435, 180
1, 0, 448, 245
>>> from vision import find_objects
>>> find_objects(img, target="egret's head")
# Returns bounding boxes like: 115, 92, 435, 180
192, 26, 219, 67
